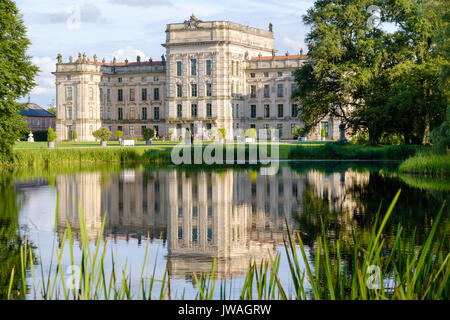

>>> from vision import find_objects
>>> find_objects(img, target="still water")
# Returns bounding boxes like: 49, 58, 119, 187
1, 162, 449, 299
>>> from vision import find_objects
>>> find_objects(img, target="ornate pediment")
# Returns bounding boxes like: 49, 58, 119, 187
184, 14, 202, 29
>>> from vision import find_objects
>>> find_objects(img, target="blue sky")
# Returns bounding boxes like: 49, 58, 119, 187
16, 0, 315, 108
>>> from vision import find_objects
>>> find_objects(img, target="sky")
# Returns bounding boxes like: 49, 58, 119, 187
15, 0, 316, 108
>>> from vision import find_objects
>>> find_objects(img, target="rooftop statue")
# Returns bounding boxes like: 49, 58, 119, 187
57, 53, 62, 64
184, 14, 202, 29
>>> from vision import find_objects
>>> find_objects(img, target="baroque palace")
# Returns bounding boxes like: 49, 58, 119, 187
53, 15, 341, 142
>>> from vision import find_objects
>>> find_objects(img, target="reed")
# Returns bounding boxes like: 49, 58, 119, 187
288, 143, 423, 160
6, 190, 449, 300
399, 153, 450, 176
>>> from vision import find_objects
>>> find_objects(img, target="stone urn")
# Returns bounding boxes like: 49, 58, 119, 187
48, 141, 55, 148
146, 140, 152, 146
101, 141, 107, 147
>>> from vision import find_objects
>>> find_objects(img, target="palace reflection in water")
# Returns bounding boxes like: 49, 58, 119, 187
56, 167, 370, 279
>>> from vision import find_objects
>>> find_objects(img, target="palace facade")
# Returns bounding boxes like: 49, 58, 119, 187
53, 15, 341, 142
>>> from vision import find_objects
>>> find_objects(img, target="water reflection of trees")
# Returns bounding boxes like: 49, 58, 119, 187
294, 169, 449, 279
0, 171, 34, 299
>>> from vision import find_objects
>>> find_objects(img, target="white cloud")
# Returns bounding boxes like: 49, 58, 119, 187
280, 37, 306, 54
108, 0, 172, 7
110, 46, 150, 62
31, 56, 56, 96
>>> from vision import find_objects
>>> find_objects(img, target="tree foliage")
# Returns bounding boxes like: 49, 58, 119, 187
47, 128, 56, 142
0, 1, 38, 161
142, 128, 155, 141
92, 127, 112, 142
293, 0, 448, 145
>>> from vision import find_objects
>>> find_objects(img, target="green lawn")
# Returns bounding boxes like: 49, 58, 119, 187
14, 141, 178, 149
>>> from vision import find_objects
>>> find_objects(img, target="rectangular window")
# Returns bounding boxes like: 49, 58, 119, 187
206, 60, 212, 75
250, 85, 256, 98
251, 105, 256, 118
264, 104, 270, 118
278, 72, 283, 77
118, 77, 122, 83
191, 104, 197, 118
154, 107, 160, 120
129, 126, 135, 136
177, 104, 182, 118
191, 84, 197, 97
278, 104, 284, 117
191, 59, 197, 76
142, 107, 147, 120
107, 89, 111, 102
250, 124, 256, 129
66, 87, 73, 100
206, 103, 212, 118
118, 108, 123, 120
277, 123, 283, 136
291, 104, 298, 117
89, 107, 93, 119
177, 61, 182, 76
291, 83, 296, 93
99, 88, 103, 101
206, 83, 212, 97
89, 87, 94, 100
118, 89, 123, 102
322, 122, 329, 137
129, 88, 135, 101
264, 72, 269, 77
142, 88, 147, 101
141, 126, 146, 135
177, 84, 183, 98
277, 84, 284, 97
154, 88, 159, 100
67, 107, 72, 120
250, 73, 255, 78
291, 123, 297, 134
264, 85, 270, 98
154, 125, 159, 136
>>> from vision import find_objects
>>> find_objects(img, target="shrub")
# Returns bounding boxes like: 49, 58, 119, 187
143, 128, 155, 141
28, 130, 48, 142
351, 132, 369, 145
218, 128, 226, 139
245, 128, 257, 139
321, 127, 326, 138
47, 128, 56, 142
430, 107, 450, 155
73, 130, 78, 140
93, 127, 112, 142
116, 130, 123, 140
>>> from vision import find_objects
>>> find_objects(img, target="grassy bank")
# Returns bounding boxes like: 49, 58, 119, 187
5, 190, 448, 300
3, 142, 428, 167
288, 143, 423, 160
399, 154, 450, 176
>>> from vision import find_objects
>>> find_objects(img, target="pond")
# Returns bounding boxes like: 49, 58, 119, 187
1, 161, 448, 299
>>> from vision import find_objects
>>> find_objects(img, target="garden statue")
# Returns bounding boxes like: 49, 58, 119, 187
27, 132, 34, 142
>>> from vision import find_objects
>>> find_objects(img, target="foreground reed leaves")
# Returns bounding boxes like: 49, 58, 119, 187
6, 190, 449, 300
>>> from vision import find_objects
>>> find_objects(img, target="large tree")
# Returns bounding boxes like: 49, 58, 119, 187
293, 0, 448, 145
0, 0, 38, 161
